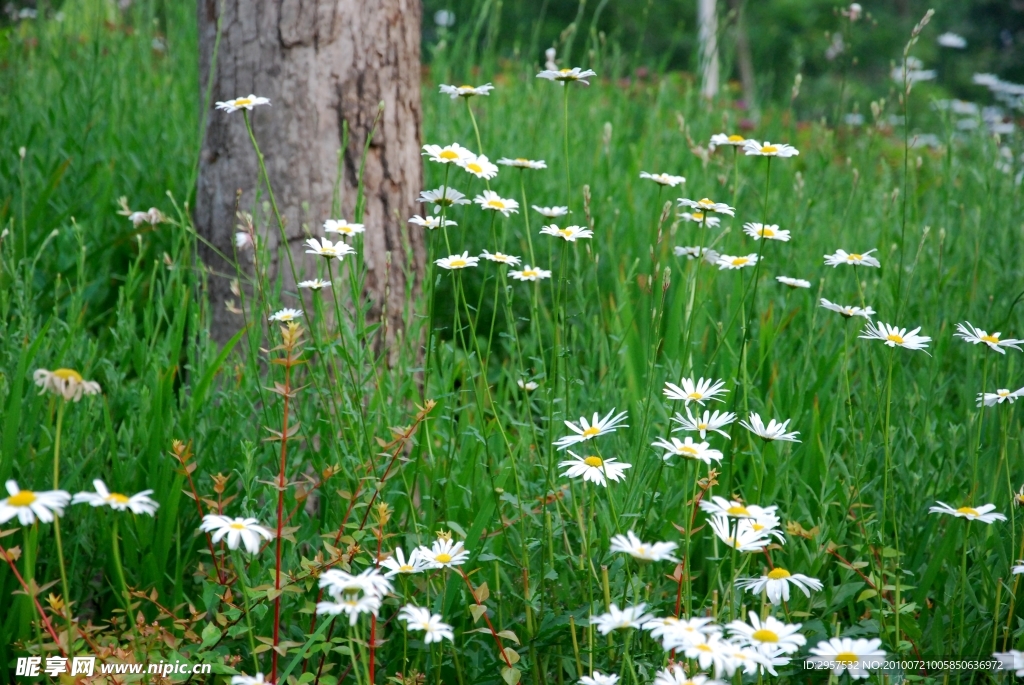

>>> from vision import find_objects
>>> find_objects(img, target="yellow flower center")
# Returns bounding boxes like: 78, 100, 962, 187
848, 253, 862, 261
52, 368, 84, 382
767, 568, 791, 579
582, 426, 601, 437
399, 564, 414, 572
448, 259, 467, 268
999, 390, 1011, 397
728, 134, 745, 142
956, 506, 980, 517
234, 98, 253, 107
435, 553, 453, 564
982, 334, 1000, 344
731, 257, 750, 266
886, 334, 905, 345
760, 145, 778, 154
559, 68, 572, 74
559, 229, 573, 237
697, 423, 708, 430
636, 546, 646, 554
751, 523, 765, 531
107, 493, 130, 504
691, 212, 706, 221
486, 199, 505, 208
460, 85, 474, 89
439, 150, 460, 160
515, 158, 529, 163
835, 652, 859, 666
760, 227, 775, 237
726, 505, 750, 516
229, 523, 246, 530
680, 445, 699, 456
696, 643, 713, 652
752, 629, 779, 643
522, 270, 538, 278
698, 198, 714, 207
467, 163, 483, 173
583, 456, 604, 467
8, 491, 36, 507
688, 392, 703, 400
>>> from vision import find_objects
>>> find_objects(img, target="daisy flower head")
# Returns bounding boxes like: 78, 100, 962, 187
554, 408, 629, 449
459, 154, 499, 180
727, 612, 806, 655
536, 67, 597, 85
422, 142, 475, 165
683, 633, 740, 678
929, 501, 1006, 524
710, 133, 749, 149
776, 276, 810, 288
379, 547, 428, 577
651, 436, 723, 465
532, 205, 569, 218
824, 248, 880, 268
298, 278, 332, 290
517, 379, 539, 391
439, 83, 493, 99
33, 368, 101, 402
215, 95, 270, 113
710, 514, 772, 552
317, 594, 381, 625
675, 246, 720, 262
323, 219, 365, 237
558, 452, 631, 487
716, 253, 759, 270
995, 651, 1024, 676
305, 237, 356, 260
199, 514, 273, 554
231, 673, 272, 685
672, 408, 736, 439
743, 223, 790, 242
640, 171, 686, 187
678, 197, 735, 216
418, 187, 471, 213
579, 673, 619, 685
435, 251, 480, 270
320, 567, 393, 601
479, 250, 521, 265
416, 536, 470, 569
978, 389, 1019, 407
128, 208, 166, 227
954, 322, 1023, 354
678, 212, 721, 227
859, 321, 931, 351
72, 479, 158, 515
648, 615, 720, 648
608, 530, 678, 562
269, 308, 303, 323
540, 224, 593, 241
740, 412, 801, 442
408, 214, 457, 230
664, 377, 728, 405
397, 605, 454, 643
474, 190, 519, 216
807, 636, 886, 680
735, 568, 823, 605
743, 140, 800, 157
1013, 561, 1024, 575
700, 496, 766, 519
510, 265, 552, 281
653, 665, 726, 685
498, 157, 547, 169
820, 298, 875, 319
0, 480, 71, 526
591, 603, 653, 635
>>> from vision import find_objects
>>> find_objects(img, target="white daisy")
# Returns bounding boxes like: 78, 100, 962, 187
683, 633, 740, 678
929, 501, 1006, 524
1012, 561, 1024, 575
536, 67, 597, 85
710, 133, 749, 148
517, 379, 539, 391
776, 276, 810, 288
663, 377, 728, 405
824, 249, 880, 268
418, 187, 471, 212
716, 253, 759, 270
608, 530, 678, 562
498, 157, 547, 169
727, 612, 806, 655
199, 514, 273, 554
305, 237, 356, 260
532, 205, 569, 218
435, 252, 480, 270
0, 480, 71, 526
540, 224, 593, 241
678, 198, 735, 216
269, 308, 303, 323
743, 140, 800, 157
316, 593, 382, 625
653, 665, 726, 685
298, 279, 332, 290
33, 368, 101, 402
72, 479, 158, 515
558, 452, 631, 487
640, 171, 686, 187
671, 408, 736, 439
678, 212, 722, 227
709, 514, 772, 552
320, 567, 393, 600
554, 409, 629, 449
859, 321, 931, 351
647, 615, 720, 648
651, 436, 723, 464
215, 95, 270, 113
379, 547, 428, 577
978, 389, 1019, 407
820, 298, 875, 319
735, 568, 823, 605
323, 219, 365, 237
591, 603, 653, 634
743, 223, 790, 241
439, 83, 494, 99
954, 322, 1023, 354
579, 674, 619, 685
459, 154, 500, 180
740, 412, 801, 442
474, 190, 519, 216
479, 250, 521, 265
675, 246, 721, 263
422, 142, 475, 165
509, 265, 552, 281
700, 496, 760, 519
397, 605, 454, 643
807, 636, 886, 680
415, 537, 470, 569
408, 214, 457, 230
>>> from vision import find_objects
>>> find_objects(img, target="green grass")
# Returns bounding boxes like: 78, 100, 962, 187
2, 3, 1024, 684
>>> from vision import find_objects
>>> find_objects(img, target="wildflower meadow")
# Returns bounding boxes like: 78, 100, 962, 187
4, 1, 1024, 683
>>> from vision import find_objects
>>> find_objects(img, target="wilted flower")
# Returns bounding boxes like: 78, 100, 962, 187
34, 368, 102, 402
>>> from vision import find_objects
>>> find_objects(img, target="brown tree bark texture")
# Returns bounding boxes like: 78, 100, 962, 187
196, 0, 424, 345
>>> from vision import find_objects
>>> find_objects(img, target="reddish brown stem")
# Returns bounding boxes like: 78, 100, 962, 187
0, 545, 68, 658
270, 363, 292, 683
457, 568, 513, 668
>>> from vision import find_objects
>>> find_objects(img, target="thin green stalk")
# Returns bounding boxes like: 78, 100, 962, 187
231, 550, 260, 673
110, 518, 134, 634
50, 401, 73, 654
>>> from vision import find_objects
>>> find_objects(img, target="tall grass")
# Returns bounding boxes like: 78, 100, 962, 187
2, 2, 1024, 684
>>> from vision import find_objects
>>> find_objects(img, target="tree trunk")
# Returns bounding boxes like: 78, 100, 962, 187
698, 0, 719, 99
196, 0, 425, 350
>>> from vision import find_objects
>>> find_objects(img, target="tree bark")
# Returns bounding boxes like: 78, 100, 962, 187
196, 0, 424, 349
698, 0, 719, 99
